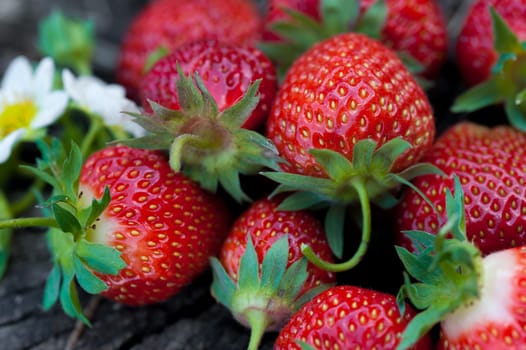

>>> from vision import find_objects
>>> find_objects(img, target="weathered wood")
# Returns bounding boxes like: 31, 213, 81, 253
0, 0, 475, 349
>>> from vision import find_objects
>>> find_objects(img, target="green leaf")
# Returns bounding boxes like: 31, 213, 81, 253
351, 138, 376, 170
221, 80, 261, 128
143, 45, 169, 74
261, 171, 335, 197
260, 235, 289, 293
73, 255, 108, 294
237, 235, 260, 290
19, 165, 61, 190
395, 245, 438, 285
52, 202, 82, 237
490, 6, 521, 54
279, 258, 309, 301
76, 239, 126, 275
175, 65, 204, 115
210, 257, 237, 307
195, 74, 220, 119
310, 148, 354, 180
62, 142, 83, 200
400, 230, 436, 255
398, 305, 449, 350
0, 192, 12, 280
59, 263, 90, 325
42, 263, 62, 310
276, 191, 329, 211
324, 204, 346, 259
372, 137, 412, 170
81, 186, 111, 227
445, 176, 467, 241
297, 340, 317, 350
505, 97, 526, 131
451, 77, 505, 113
321, 0, 359, 36
218, 167, 251, 203
355, 0, 388, 40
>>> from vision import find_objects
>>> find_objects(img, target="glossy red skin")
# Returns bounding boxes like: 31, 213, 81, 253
456, 0, 526, 86
116, 0, 263, 100
266, 32, 435, 177
219, 197, 336, 298
139, 40, 277, 130
79, 145, 231, 306
274, 285, 433, 349
263, 0, 448, 77
395, 122, 526, 256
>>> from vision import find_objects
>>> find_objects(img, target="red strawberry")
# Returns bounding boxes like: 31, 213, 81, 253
394, 121, 526, 256
455, 0, 526, 87
451, 1, 526, 130
261, 0, 448, 79
79, 144, 231, 305
396, 178, 526, 349
210, 196, 335, 350
274, 285, 433, 349
262, 32, 437, 272
116, 0, 263, 99
139, 39, 277, 130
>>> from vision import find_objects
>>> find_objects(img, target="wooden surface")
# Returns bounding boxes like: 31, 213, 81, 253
0, 1, 474, 349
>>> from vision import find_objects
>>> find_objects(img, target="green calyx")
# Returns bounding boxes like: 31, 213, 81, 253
210, 235, 332, 350
261, 137, 443, 272
38, 10, 94, 75
395, 176, 483, 350
452, 7, 526, 131
122, 66, 282, 203
0, 192, 13, 280
21, 139, 125, 325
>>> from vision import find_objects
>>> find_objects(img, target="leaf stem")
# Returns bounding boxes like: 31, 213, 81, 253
10, 178, 46, 216
80, 116, 104, 158
0, 217, 58, 230
245, 309, 269, 350
301, 177, 371, 272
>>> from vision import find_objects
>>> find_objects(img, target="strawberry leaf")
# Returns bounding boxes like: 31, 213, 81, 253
490, 6, 521, 53
505, 97, 526, 131
321, 0, 359, 36
175, 65, 204, 115
325, 204, 346, 259
52, 202, 82, 238
60, 262, 91, 326
355, 0, 387, 40
278, 258, 308, 301
451, 76, 505, 113
73, 255, 108, 294
42, 263, 62, 310
210, 257, 237, 307
0, 192, 12, 280
80, 186, 111, 228
220, 80, 260, 128
76, 239, 125, 275
237, 235, 260, 290
260, 235, 289, 292
62, 142, 83, 200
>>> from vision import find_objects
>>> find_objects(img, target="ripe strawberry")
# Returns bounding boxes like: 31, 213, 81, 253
115, 0, 263, 99
78, 144, 231, 306
262, 32, 437, 272
261, 0, 448, 79
274, 285, 433, 349
455, 0, 526, 87
139, 39, 277, 130
452, 1, 526, 130
210, 196, 335, 350
397, 178, 526, 349
394, 121, 526, 256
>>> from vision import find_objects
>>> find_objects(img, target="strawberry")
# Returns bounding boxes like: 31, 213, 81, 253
452, 1, 526, 130
396, 177, 526, 349
18, 140, 231, 324
454, 0, 526, 87
122, 65, 282, 203
210, 196, 335, 350
394, 121, 526, 256
260, 0, 448, 79
262, 32, 437, 272
115, 0, 263, 99
78, 144, 231, 305
139, 39, 277, 130
274, 285, 433, 349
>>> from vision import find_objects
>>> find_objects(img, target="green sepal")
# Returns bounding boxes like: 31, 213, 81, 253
451, 76, 506, 113
278, 258, 308, 301
118, 69, 281, 203
237, 235, 260, 291
38, 10, 94, 75
78, 186, 111, 228
354, 0, 388, 40
143, 45, 170, 74
76, 239, 126, 275
490, 7, 521, 54
209, 257, 237, 308
61, 142, 83, 200
260, 236, 289, 291
73, 255, 108, 294
59, 262, 91, 326
505, 97, 526, 131
42, 263, 62, 310
324, 204, 346, 259
297, 341, 317, 350
52, 202, 82, 238
396, 176, 483, 350
320, 0, 360, 37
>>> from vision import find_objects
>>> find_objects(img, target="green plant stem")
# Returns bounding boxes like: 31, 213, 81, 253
301, 177, 371, 272
10, 178, 46, 217
245, 309, 269, 350
80, 117, 103, 158
0, 217, 57, 230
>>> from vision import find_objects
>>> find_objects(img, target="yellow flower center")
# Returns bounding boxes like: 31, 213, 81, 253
0, 100, 37, 137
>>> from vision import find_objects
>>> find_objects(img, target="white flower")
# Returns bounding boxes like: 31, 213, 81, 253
0, 56, 68, 163
62, 69, 145, 137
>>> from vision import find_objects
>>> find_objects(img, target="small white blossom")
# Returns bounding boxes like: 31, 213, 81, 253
62, 69, 145, 137
0, 56, 68, 163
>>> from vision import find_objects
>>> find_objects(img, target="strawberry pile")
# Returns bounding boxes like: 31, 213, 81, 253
2, 0, 526, 349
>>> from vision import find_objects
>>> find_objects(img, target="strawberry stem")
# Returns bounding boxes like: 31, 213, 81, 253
301, 177, 371, 272
80, 116, 103, 158
0, 217, 58, 230
245, 309, 270, 350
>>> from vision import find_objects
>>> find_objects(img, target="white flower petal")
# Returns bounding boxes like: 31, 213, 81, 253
1, 56, 32, 93
0, 129, 25, 163
32, 57, 55, 95
31, 91, 69, 129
